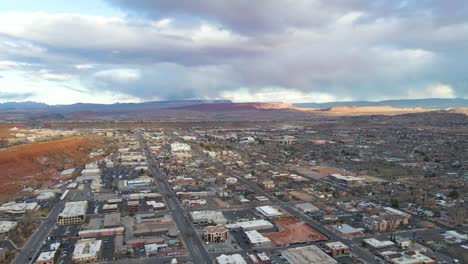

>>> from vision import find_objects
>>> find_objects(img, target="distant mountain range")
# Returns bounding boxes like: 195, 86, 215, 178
293, 98, 468, 109
0, 98, 466, 122
0, 100, 232, 112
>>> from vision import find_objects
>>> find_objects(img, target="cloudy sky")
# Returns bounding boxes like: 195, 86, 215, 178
0, 0, 467, 104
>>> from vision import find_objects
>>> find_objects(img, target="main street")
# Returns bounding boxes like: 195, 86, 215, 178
138, 132, 212, 264
13, 202, 65, 264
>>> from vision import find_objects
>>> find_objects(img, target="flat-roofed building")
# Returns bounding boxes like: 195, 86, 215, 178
256, 206, 282, 218
216, 254, 247, 264
281, 245, 337, 264
295, 203, 320, 213
363, 238, 395, 250
329, 224, 364, 239
57, 201, 87, 226
35, 251, 57, 264
226, 219, 273, 231
325, 241, 350, 257
103, 212, 121, 228
72, 238, 102, 263
191, 211, 227, 225
245, 230, 272, 247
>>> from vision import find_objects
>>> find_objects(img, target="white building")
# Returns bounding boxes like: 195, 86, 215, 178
191, 211, 227, 224
216, 254, 247, 264
245, 230, 272, 247
170, 142, 191, 152
256, 206, 282, 218
226, 219, 274, 231
36, 251, 57, 264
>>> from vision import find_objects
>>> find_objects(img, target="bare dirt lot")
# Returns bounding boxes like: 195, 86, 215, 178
265, 217, 328, 246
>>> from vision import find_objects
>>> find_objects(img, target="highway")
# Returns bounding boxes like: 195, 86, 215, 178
138, 132, 213, 264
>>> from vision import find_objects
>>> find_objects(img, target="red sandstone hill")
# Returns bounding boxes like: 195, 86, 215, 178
0, 136, 108, 200
170, 102, 296, 111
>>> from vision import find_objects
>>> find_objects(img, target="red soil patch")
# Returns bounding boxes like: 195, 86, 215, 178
265, 217, 327, 246
0, 135, 107, 201
0, 123, 28, 138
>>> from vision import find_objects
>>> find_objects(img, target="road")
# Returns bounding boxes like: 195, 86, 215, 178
190, 144, 378, 264
13, 202, 65, 264
138, 132, 212, 264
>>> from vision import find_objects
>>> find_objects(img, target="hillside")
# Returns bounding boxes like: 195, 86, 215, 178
294, 98, 468, 109
171, 102, 295, 111
0, 136, 108, 200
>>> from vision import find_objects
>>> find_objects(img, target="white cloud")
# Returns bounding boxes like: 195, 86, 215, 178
75, 64, 94, 70
406, 84, 456, 99
221, 87, 352, 103
94, 68, 141, 82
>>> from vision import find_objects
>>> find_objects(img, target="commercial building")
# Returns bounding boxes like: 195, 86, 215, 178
226, 219, 274, 231
329, 174, 364, 186
281, 245, 337, 264
245, 230, 272, 247
295, 203, 320, 213
329, 224, 364, 239
78, 227, 125, 238
191, 211, 227, 225
103, 212, 121, 228
170, 142, 191, 152
57, 201, 88, 226
102, 204, 119, 213
325, 242, 350, 257
216, 254, 247, 264
126, 177, 153, 188
363, 238, 395, 250
203, 224, 228, 243
60, 168, 76, 178
127, 201, 140, 213
382, 251, 435, 264
260, 180, 275, 190
35, 251, 57, 264
256, 206, 282, 218
72, 238, 102, 263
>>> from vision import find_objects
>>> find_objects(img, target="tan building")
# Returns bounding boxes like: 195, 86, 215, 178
72, 238, 102, 263
57, 201, 88, 226
325, 241, 350, 257
203, 224, 228, 243
260, 180, 275, 190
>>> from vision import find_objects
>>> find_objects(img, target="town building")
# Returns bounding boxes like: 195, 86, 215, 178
281, 245, 337, 264
329, 224, 365, 239
325, 241, 350, 257
35, 251, 57, 264
72, 238, 102, 263
191, 211, 227, 225
216, 254, 247, 264
256, 206, 282, 218
57, 201, 88, 226
245, 230, 272, 247
203, 224, 228, 243
226, 219, 274, 231
295, 203, 320, 213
